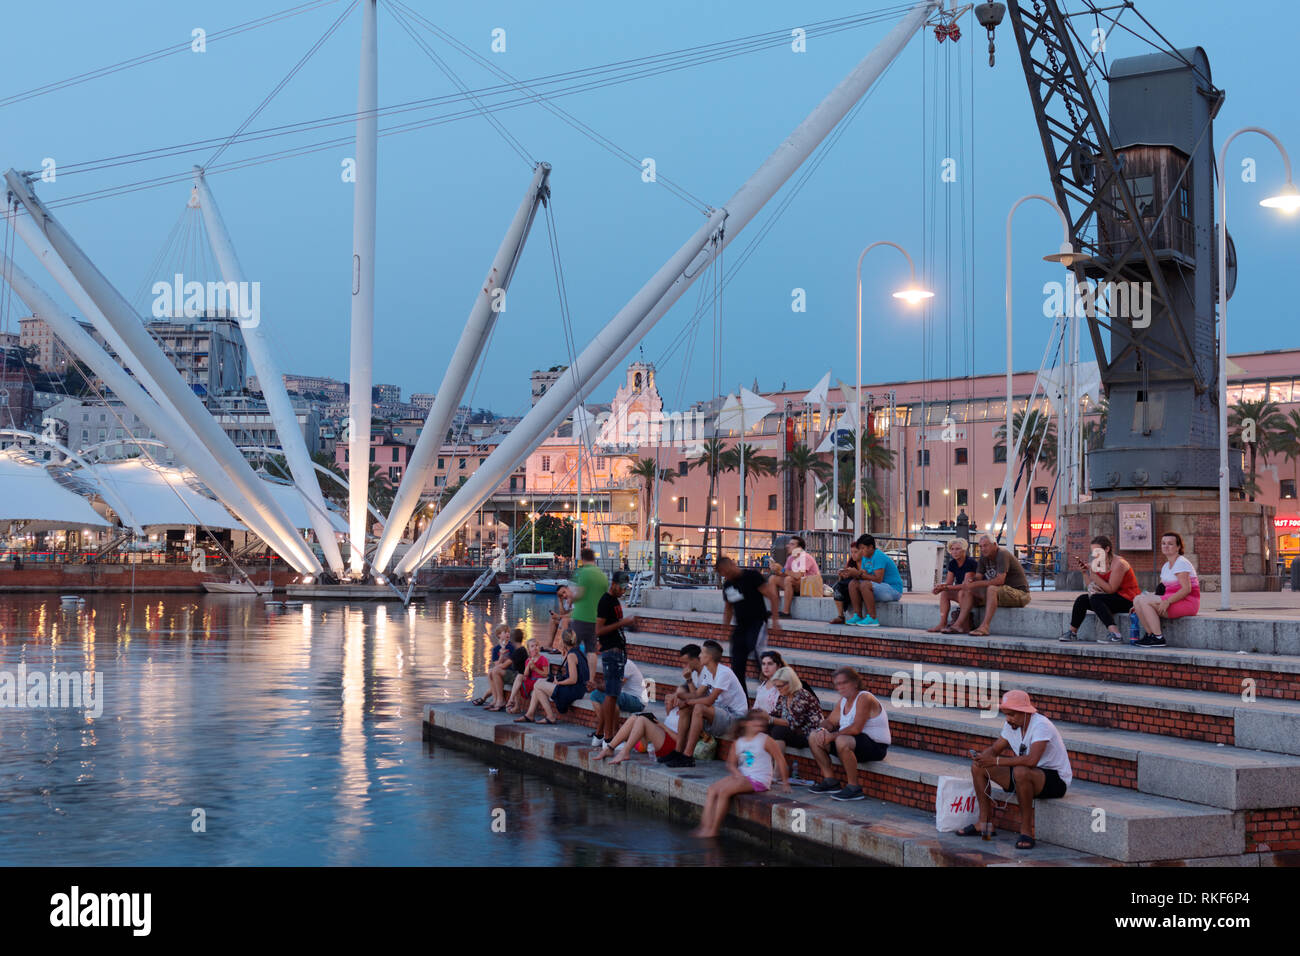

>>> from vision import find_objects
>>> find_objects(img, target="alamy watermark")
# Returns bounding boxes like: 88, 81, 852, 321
594, 406, 710, 456
0, 665, 103, 717
1043, 273, 1151, 329
151, 272, 261, 329
889, 663, 1000, 717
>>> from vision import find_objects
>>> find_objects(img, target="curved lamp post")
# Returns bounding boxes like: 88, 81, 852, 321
854, 240, 932, 539
1215, 126, 1300, 609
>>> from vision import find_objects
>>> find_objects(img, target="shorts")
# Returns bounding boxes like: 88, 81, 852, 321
823, 732, 888, 763
500, 667, 520, 687
769, 724, 809, 750
600, 649, 626, 698
705, 706, 743, 737
571, 619, 597, 654
1166, 593, 1200, 619
871, 582, 902, 603
972, 585, 1032, 608
658, 731, 678, 755
1005, 766, 1068, 799
588, 689, 645, 713
832, 579, 852, 604
744, 776, 770, 793
551, 683, 585, 714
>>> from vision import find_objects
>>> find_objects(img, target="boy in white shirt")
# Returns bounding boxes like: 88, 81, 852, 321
960, 690, 1072, 850
663, 640, 748, 768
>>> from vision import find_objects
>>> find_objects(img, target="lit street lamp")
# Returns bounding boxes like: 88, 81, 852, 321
855, 241, 932, 539
1216, 126, 1300, 609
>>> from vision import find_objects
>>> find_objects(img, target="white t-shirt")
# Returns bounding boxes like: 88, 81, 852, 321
1000, 713, 1072, 786
699, 662, 748, 716
754, 681, 780, 714
622, 660, 649, 706
1159, 555, 1200, 592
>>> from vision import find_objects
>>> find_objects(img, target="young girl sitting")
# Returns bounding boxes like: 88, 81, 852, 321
691, 709, 789, 838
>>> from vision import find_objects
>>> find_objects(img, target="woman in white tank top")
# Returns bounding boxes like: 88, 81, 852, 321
808, 668, 891, 801
692, 710, 790, 838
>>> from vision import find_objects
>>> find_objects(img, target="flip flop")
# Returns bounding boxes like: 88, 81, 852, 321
513, 715, 534, 723
535, 717, 559, 725
970, 627, 991, 636
954, 824, 981, 837
1015, 834, 1036, 849
471, 696, 488, 706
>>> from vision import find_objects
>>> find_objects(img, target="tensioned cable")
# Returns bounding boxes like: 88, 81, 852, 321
205, 0, 359, 169
0, 1, 343, 110
30, 7, 915, 213
382, 1, 533, 167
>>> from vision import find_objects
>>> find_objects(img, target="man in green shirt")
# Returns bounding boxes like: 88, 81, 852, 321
570, 547, 608, 661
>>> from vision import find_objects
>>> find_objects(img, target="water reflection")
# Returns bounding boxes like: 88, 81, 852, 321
0, 593, 785, 866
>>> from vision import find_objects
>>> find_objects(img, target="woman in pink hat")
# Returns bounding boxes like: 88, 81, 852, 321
957, 689, 1072, 849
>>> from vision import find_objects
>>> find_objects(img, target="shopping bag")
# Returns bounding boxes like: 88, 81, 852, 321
935, 774, 979, 832
799, 574, 824, 598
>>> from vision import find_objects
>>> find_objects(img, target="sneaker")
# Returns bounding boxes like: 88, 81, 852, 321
1058, 631, 1080, 643
1106, 632, 1124, 643
830, 785, 866, 801
808, 778, 842, 795
788, 777, 816, 787
1135, 634, 1167, 647
655, 749, 677, 763
844, 614, 861, 626
590, 734, 602, 747
854, 614, 880, 628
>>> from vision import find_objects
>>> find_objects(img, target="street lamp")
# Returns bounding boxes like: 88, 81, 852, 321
1000, 195, 1085, 551
1216, 126, 1299, 609
855, 240, 932, 539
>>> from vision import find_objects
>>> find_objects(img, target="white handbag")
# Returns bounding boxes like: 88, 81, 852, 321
935, 774, 980, 832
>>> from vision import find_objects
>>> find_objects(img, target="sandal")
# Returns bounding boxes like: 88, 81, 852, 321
471, 696, 488, 706
830, 615, 846, 625
954, 824, 981, 837
535, 717, 559, 725
1015, 834, 1036, 850
970, 627, 991, 637
513, 715, 534, 723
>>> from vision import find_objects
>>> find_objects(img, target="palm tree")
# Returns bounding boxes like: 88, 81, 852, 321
781, 444, 832, 530
995, 408, 1058, 551
1277, 409, 1300, 501
719, 442, 778, 526
688, 436, 727, 556
1229, 399, 1286, 502
627, 457, 675, 538
824, 429, 896, 530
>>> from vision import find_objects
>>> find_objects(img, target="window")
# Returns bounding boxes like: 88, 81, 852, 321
676, 497, 688, 513
678, 461, 689, 478
594, 456, 607, 469
1282, 479, 1296, 500
437, 457, 444, 469
459, 458, 467, 469
1034, 486, 1050, 505
541, 455, 551, 472
989, 488, 1004, 504
369, 449, 375, 462
1178, 183, 1191, 220
509, 476, 519, 491
993, 445, 1007, 464
768, 494, 778, 511
956, 489, 968, 507
1117, 174, 1155, 219
917, 448, 931, 467
917, 490, 930, 508
434, 476, 445, 487
954, 447, 968, 465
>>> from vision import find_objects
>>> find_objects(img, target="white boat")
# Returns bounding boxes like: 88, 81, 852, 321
203, 580, 274, 595
497, 579, 535, 594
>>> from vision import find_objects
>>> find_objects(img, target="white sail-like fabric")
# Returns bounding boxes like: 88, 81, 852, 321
0, 451, 112, 527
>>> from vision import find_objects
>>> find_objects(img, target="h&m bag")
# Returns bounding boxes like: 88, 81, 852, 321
935, 774, 979, 832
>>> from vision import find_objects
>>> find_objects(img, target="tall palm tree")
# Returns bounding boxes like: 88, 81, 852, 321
688, 436, 727, 556
1229, 399, 1286, 502
1278, 409, 1300, 500
781, 444, 832, 530
825, 429, 896, 530
627, 456, 675, 538
995, 408, 1058, 551
719, 442, 778, 524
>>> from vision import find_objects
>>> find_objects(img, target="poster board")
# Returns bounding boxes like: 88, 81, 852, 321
1117, 503, 1154, 551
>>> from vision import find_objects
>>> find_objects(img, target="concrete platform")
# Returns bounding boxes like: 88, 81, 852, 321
283, 583, 414, 601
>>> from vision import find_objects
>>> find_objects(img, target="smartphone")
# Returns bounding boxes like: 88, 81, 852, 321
968, 749, 979, 759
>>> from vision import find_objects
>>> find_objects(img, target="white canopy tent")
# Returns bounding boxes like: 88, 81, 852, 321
0, 451, 113, 529
86, 460, 246, 531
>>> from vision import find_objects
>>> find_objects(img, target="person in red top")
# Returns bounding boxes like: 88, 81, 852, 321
520, 638, 550, 698
1061, 535, 1139, 643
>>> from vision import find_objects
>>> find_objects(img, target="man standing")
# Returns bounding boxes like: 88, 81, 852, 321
716, 556, 775, 696
569, 547, 608, 662
588, 571, 635, 749
952, 534, 1031, 636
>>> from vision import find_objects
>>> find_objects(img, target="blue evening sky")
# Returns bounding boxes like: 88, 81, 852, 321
1, 0, 1296, 423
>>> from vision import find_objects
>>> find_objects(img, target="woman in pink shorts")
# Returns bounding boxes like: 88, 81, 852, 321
1131, 532, 1199, 647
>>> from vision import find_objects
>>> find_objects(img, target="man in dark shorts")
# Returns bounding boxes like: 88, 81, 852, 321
716, 556, 776, 696
963, 690, 1072, 849
588, 571, 634, 749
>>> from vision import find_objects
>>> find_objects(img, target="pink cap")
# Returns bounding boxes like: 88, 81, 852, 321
999, 689, 1038, 714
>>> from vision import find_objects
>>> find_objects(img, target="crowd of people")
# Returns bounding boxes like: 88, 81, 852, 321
470, 530, 1203, 847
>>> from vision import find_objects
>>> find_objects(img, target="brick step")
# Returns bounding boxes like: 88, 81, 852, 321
631, 606, 1300, 701
623, 631, 1300, 755
509, 695, 1264, 862
621, 659, 1300, 811
429, 700, 1117, 866
638, 588, 1300, 656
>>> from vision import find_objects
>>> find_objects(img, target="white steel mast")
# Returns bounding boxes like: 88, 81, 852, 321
192, 167, 346, 575
347, 0, 379, 576
372, 162, 551, 574
396, 0, 937, 575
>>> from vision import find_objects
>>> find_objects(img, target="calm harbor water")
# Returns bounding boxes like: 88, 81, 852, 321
0, 592, 783, 866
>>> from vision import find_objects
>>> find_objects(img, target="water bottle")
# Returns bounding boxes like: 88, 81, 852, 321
1129, 611, 1140, 642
